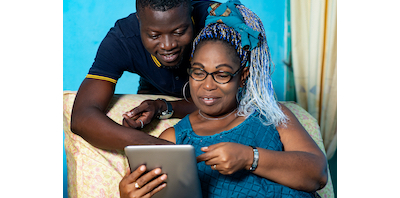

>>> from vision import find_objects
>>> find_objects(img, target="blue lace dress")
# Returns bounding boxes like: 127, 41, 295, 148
174, 111, 317, 198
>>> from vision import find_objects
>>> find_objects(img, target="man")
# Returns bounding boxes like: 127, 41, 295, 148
71, 0, 214, 150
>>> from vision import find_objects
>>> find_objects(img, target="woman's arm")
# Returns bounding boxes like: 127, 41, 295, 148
249, 104, 328, 191
158, 127, 177, 144
197, 105, 328, 192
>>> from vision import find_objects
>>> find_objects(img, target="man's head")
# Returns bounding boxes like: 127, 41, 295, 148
136, 0, 193, 68
136, 0, 191, 15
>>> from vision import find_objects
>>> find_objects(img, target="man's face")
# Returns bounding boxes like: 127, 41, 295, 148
138, 4, 194, 67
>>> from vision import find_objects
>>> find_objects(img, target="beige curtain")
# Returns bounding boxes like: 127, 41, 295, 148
290, 0, 337, 159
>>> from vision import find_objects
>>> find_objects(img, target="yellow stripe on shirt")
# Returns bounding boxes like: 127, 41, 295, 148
86, 74, 117, 84
151, 54, 162, 67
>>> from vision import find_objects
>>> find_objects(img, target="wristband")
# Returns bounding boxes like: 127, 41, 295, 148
249, 146, 259, 171
156, 98, 174, 119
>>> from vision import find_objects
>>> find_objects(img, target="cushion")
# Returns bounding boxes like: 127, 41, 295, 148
63, 91, 334, 198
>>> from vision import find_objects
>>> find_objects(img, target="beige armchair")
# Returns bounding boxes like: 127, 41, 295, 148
63, 91, 334, 198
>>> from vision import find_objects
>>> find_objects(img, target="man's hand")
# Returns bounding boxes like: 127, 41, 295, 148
196, 142, 253, 175
122, 99, 164, 129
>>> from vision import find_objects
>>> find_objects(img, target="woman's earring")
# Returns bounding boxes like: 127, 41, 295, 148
240, 80, 246, 88
183, 81, 191, 103
237, 81, 247, 102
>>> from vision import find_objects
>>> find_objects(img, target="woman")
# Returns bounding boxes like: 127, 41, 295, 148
120, 2, 327, 198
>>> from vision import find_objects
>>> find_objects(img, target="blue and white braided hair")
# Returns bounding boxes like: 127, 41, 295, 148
191, 1, 287, 127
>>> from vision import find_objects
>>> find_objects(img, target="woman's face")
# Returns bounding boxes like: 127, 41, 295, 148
138, 5, 194, 67
189, 40, 246, 116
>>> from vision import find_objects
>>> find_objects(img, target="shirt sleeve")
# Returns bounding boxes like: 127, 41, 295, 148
87, 26, 132, 83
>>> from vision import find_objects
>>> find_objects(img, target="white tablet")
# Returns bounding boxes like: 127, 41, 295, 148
124, 145, 202, 198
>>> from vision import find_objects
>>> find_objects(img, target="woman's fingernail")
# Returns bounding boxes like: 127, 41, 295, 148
140, 165, 146, 171
155, 168, 161, 174
201, 147, 208, 151
160, 174, 167, 180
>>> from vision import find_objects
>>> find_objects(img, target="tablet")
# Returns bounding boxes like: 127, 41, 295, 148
124, 145, 202, 198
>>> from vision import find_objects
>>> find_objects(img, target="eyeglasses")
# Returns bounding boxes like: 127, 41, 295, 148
187, 67, 243, 84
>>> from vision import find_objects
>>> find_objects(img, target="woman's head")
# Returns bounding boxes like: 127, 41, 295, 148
189, 37, 248, 117
189, 2, 287, 127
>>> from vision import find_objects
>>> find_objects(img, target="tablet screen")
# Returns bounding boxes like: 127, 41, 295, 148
124, 145, 202, 198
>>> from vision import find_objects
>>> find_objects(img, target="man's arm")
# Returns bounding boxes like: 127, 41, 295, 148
122, 98, 198, 128
70, 78, 171, 150
170, 98, 197, 118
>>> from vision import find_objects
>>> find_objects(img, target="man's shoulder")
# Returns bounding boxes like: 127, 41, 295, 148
112, 13, 141, 38
191, 0, 218, 8
191, 1, 218, 33
191, 0, 215, 13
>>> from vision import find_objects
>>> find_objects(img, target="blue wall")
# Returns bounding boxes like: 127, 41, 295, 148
63, 0, 286, 97
63, 0, 140, 94
63, 0, 286, 196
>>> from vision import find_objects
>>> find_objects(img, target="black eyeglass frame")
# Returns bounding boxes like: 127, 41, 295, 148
187, 66, 244, 84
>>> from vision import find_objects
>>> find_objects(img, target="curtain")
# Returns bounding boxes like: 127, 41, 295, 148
290, 0, 337, 159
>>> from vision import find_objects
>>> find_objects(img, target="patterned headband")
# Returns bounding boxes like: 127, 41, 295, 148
191, 22, 249, 67
205, 0, 263, 51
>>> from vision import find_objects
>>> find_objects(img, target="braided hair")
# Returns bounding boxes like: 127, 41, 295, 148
191, 5, 287, 127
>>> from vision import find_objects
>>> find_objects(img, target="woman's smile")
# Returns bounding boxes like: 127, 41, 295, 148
199, 96, 221, 106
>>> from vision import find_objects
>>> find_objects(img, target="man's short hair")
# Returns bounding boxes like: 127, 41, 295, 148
136, 0, 191, 15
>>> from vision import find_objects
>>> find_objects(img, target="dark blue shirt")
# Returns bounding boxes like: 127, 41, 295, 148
87, 1, 213, 97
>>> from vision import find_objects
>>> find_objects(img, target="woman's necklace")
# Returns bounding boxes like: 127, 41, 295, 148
198, 108, 237, 121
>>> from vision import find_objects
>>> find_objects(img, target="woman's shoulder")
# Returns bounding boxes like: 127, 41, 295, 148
173, 114, 192, 133
158, 127, 176, 143
246, 109, 283, 128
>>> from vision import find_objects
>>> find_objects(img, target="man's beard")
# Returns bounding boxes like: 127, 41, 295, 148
160, 48, 191, 69
160, 56, 183, 69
